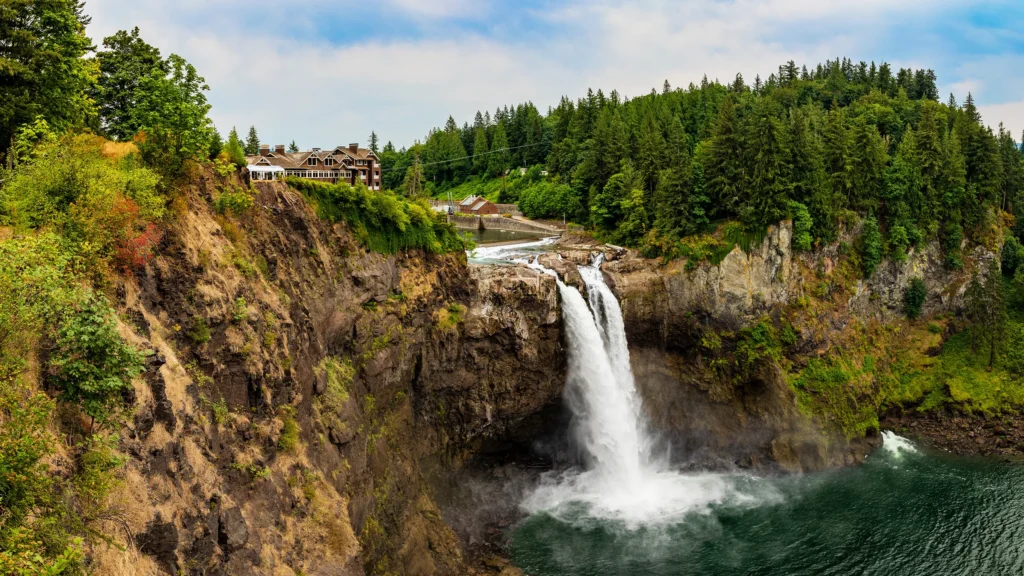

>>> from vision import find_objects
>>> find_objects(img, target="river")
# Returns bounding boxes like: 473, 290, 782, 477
512, 254, 1024, 576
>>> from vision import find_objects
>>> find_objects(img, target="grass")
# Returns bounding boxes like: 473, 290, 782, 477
433, 302, 467, 333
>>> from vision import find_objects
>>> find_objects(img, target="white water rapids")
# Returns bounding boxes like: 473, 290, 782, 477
522, 255, 765, 526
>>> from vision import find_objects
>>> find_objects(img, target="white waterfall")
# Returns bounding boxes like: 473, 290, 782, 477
524, 255, 753, 526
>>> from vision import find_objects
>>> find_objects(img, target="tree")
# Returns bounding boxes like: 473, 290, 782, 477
403, 154, 425, 198
859, 215, 882, 278
743, 110, 791, 229
133, 54, 213, 174
208, 127, 222, 160
225, 127, 246, 167
488, 122, 509, 177
0, 0, 95, 159
472, 126, 489, 175
244, 126, 260, 155
790, 201, 814, 251
965, 262, 1007, 367
704, 96, 744, 218
902, 277, 927, 319
288, 140, 299, 153
94, 27, 165, 140
369, 131, 379, 154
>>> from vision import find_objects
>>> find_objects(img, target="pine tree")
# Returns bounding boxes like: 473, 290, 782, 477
369, 131, 379, 154
226, 127, 246, 167
823, 103, 850, 211
403, 154, 425, 198
705, 96, 744, 219
288, 140, 299, 153
743, 109, 791, 229
208, 127, 223, 160
472, 127, 489, 175
965, 262, 1007, 366
848, 118, 888, 213
488, 122, 509, 177
244, 126, 260, 155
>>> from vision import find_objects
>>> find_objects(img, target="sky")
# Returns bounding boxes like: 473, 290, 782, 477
84, 0, 1024, 150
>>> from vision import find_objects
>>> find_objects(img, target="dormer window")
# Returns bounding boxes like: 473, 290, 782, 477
324, 157, 334, 166
307, 157, 317, 166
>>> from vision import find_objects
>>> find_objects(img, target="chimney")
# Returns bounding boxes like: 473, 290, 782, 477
349, 143, 359, 153
259, 144, 270, 157
274, 144, 285, 154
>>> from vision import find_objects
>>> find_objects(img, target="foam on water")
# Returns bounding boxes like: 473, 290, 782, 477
880, 431, 919, 457
523, 256, 769, 527
469, 237, 557, 263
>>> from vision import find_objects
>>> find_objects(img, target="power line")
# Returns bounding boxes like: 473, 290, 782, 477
379, 141, 546, 173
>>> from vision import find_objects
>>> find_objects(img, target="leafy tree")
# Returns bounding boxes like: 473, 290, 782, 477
592, 162, 639, 232
0, 0, 95, 159
244, 125, 260, 155
1002, 234, 1023, 276
133, 54, 213, 174
94, 27, 165, 141
902, 277, 927, 319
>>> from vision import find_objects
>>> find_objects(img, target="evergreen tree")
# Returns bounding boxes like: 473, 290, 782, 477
636, 110, 667, 195
226, 127, 246, 167
743, 109, 791, 229
244, 126, 260, 155
848, 118, 888, 212
859, 215, 883, 278
208, 127, 223, 160
288, 140, 299, 153
823, 103, 850, 211
369, 131, 379, 154
705, 96, 744, 219
472, 127, 489, 175
403, 154, 425, 198
488, 122, 509, 177
965, 262, 1007, 366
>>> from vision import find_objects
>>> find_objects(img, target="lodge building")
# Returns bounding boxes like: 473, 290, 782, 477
246, 143, 382, 190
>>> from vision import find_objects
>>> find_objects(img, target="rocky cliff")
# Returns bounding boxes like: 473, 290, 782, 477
98, 175, 563, 576
552, 221, 997, 472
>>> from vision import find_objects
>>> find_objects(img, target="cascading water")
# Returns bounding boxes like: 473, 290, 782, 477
524, 255, 757, 526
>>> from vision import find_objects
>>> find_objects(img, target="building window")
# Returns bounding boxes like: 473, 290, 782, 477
307, 157, 317, 166
324, 158, 334, 166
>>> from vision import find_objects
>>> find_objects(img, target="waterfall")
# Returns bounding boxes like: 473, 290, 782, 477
524, 255, 752, 526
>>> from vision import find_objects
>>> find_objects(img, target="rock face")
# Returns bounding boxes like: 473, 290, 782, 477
103, 173, 565, 576
598, 221, 993, 472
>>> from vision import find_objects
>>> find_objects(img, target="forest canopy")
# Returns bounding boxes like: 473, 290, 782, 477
382, 59, 1024, 266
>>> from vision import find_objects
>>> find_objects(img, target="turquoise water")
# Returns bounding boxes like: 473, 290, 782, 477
510, 440, 1024, 575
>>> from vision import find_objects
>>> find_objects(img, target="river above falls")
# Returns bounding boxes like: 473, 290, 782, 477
509, 435, 1024, 576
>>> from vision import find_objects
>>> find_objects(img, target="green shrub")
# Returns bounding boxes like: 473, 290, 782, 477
288, 179, 467, 254
187, 318, 211, 344
232, 297, 247, 323
49, 292, 144, 423
735, 319, 782, 380
789, 201, 813, 252
278, 407, 299, 452
213, 186, 254, 216
903, 278, 927, 319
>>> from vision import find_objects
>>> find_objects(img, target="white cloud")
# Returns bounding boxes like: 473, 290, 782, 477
979, 101, 1024, 138
83, 0, 1023, 148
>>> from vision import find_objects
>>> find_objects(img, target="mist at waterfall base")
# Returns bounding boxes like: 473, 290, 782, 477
512, 258, 1024, 575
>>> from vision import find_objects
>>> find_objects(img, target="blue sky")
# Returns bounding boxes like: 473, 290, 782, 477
85, 0, 1024, 149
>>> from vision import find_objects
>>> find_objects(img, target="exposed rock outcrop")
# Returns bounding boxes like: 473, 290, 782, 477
101, 174, 564, 576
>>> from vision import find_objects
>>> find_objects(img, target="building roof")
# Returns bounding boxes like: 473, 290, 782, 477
471, 200, 489, 212
246, 144, 379, 170
460, 195, 479, 206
